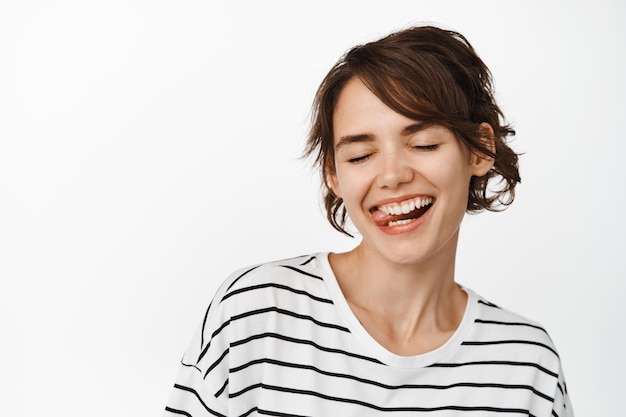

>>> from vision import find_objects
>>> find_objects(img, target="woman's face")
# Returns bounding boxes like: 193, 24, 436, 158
330, 78, 492, 266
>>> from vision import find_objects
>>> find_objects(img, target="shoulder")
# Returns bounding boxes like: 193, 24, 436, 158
470, 291, 547, 329
193, 253, 331, 354
218, 253, 325, 293
466, 289, 562, 372
198, 253, 344, 356
209, 253, 331, 315
467, 291, 573, 414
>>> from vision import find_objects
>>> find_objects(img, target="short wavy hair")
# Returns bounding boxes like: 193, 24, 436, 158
304, 25, 521, 236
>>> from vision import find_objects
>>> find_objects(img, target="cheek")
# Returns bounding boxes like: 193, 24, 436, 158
332, 170, 369, 210
429, 158, 473, 199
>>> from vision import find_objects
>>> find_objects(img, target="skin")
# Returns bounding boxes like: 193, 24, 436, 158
328, 77, 494, 356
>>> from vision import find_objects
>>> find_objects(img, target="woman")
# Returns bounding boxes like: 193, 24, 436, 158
164, 25, 573, 416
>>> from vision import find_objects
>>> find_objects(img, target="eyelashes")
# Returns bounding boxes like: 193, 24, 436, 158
413, 144, 439, 151
346, 144, 439, 164
348, 154, 372, 164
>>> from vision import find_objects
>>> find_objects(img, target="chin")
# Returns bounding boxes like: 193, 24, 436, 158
367, 244, 434, 267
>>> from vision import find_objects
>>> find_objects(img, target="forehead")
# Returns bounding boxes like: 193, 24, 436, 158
333, 78, 421, 143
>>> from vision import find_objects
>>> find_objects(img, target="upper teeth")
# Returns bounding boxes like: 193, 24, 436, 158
377, 197, 433, 216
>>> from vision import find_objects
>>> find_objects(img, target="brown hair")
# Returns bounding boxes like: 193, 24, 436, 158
304, 25, 521, 236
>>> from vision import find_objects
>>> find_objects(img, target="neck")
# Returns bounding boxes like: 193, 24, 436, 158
328, 231, 467, 355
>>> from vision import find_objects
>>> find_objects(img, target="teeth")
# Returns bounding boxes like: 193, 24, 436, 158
377, 196, 433, 215
388, 218, 414, 226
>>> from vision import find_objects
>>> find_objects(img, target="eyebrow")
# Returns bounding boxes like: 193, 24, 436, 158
334, 133, 373, 150
334, 122, 429, 150
401, 122, 430, 135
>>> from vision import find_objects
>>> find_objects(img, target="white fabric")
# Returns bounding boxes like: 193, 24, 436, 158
163, 253, 573, 417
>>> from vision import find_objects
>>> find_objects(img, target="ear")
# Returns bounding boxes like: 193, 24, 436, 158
327, 168, 342, 198
470, 122, 496, 177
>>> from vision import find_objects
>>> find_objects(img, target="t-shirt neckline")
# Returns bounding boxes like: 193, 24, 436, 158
315, 252, 477, 369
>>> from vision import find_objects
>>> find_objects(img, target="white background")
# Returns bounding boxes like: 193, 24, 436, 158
1, 0, 623, 415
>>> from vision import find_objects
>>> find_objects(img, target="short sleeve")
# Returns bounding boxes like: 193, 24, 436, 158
163, 276, 238, 417
551, 362, 574, 417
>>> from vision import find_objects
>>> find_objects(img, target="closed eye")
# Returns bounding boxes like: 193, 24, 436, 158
348, 154, 372, 163
414, 144, 439, 151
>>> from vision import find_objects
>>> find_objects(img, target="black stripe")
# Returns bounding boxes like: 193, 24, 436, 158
197, 338, 214, 363
200, 300, 213, 352
165, 406, 192, 417
200, 303, 347, 364
222, 283, 333, 304
300, 256, 315, 266
226, 265, 263, 292
231, 358, 554, 402
429, 360, 558, 378
230, 332, 382, 364
232, 306, 349, 333
204, 347, 230, 379
258, 408, 310, 417
172, 384, 227, 417
198, 314, 235, 362
552, 410, 559, 417
238, 407, 257, 417
198, 304, 230, 363
462, 340, 559, 357
279, 264, 323, 280
215, 377, 228, 397
475, 319, 548, 333
230, 383, 535, 415
198, 318, 232, 363
244, 407, 310, 417
198, 315, 234, 363
199, 295, 341, 364
478, 299, 500, 308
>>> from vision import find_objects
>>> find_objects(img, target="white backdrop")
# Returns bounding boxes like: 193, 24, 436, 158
1, 1, 623, 415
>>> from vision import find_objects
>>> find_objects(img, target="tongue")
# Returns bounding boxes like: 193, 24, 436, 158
371, 205, 431, 226
371, 210, 396, 226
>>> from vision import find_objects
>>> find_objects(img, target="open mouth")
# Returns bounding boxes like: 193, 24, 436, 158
370, 196, 434, 227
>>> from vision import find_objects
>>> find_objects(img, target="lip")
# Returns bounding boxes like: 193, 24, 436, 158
369, 194, 435, 236
376, 205, 432, 235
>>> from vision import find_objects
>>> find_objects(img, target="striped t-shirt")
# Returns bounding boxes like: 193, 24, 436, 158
164, 253, 573, 417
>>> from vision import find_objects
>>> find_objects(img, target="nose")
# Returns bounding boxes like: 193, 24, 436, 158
376, 151, 414, 189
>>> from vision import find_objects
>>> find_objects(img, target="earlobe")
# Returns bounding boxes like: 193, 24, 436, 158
471, 122, 496, 176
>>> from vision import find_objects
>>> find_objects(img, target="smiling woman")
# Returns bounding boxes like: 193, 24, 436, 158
163, 25, 574, 417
